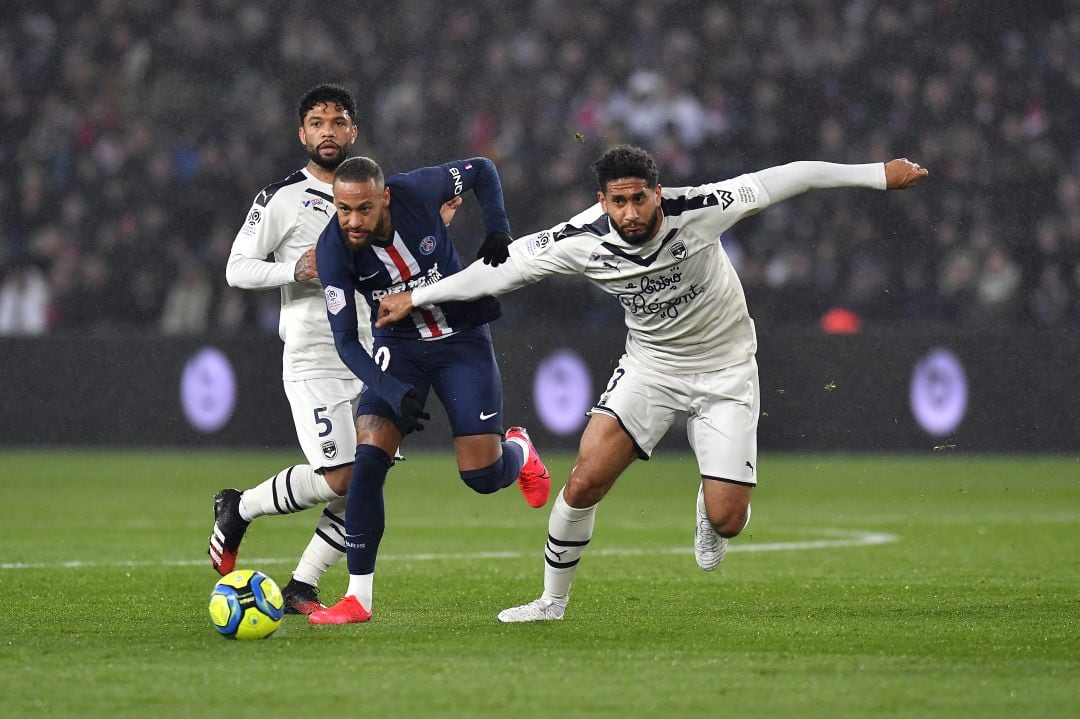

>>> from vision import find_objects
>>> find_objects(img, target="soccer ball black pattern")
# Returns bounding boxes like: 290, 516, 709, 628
208, 569, 285, 639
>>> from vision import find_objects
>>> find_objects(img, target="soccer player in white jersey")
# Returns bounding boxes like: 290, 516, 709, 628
377, 145, 928, 622
206, 84, 364, 614
209, 84, 467, 613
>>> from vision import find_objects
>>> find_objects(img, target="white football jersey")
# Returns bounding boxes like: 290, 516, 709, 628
507, 174, 770, 375
228, 168, 371, 380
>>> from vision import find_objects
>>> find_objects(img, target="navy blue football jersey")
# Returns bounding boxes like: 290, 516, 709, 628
317, 157, 509, 409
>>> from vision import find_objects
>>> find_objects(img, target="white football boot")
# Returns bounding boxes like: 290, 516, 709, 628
497, 598, 566, 623
694, 482, 728, 571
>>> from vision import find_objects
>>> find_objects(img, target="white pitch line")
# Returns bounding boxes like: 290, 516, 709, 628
0, 529, 897, 571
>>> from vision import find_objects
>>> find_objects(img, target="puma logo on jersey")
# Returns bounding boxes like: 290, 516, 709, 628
592, 252, 620, 271
304, 199, 329, 216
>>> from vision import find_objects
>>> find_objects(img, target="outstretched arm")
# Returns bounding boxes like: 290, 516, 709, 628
377, 258, 530, 327
754, 159, 927, 205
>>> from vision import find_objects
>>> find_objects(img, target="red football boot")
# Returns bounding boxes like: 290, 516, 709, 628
506, 426, 551, 508
308, 595, 371, 625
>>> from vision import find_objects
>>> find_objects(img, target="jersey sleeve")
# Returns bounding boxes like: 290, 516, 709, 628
505, 209, 600, 282
410, 257, 531, 305
752, 161, 886, 203
505, 225, 591, 280
662, 174, 771, 242
225, 195, 297, 289
315, 227, 413, 410
408, 211, 595, 306
397, 158, 511, 236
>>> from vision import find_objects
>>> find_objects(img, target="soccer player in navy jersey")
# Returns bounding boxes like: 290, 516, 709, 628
307, 156, 551, 624
208, 84, 365, 613
208, 84, 464, 615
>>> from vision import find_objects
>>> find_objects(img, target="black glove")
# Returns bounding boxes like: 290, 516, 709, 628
398, 389, 431, 433
476, 231, 512, 267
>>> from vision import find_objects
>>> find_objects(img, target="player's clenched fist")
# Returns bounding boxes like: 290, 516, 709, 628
377, 291, 415, 327
885, 159, 929, 189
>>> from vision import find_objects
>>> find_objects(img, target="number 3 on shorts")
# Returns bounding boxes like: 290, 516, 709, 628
605, 368, 625, 393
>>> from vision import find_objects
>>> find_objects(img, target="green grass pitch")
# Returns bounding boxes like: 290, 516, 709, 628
0, 450, 1077, 718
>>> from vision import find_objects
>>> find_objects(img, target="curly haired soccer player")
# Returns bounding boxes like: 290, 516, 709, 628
377, 144, 927, 622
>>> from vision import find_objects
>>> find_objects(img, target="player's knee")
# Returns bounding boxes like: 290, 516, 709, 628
351, 444, 391, 497
459, 463, 504, 494
564, 469, 612, 508
322, 465, 352, 496
713, 505, 751, 538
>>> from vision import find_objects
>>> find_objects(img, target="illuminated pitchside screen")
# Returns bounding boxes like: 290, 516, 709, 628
909, 347, 968, 437
180, 347, 237, 433
532, 349, 593, 436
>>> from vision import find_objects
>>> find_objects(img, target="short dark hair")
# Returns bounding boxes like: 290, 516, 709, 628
593, 145, 660, 192
298, 83, 357, 124
334, 156, 384, 185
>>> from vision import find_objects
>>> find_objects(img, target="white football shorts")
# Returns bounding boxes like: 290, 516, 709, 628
590, 354, 759, 485
283, 377, 363, 471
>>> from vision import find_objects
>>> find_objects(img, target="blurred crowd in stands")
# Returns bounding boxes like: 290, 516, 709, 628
2, 0, 1079, 336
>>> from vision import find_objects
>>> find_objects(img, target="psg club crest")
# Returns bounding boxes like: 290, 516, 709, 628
418, 236, 436, 255
321, 440, 338, 460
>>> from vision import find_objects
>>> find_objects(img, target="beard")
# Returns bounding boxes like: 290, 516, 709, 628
340, 211, 390, 249
308, 142, 348, 171
612, 209, 660, 245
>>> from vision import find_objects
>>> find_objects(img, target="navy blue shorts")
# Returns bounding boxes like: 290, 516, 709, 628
359, 325, 504, 437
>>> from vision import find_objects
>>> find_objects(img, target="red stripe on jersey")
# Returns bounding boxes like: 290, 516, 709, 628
386, 244, 443, 336
418, 309, 443, 337
385, 240, 442, 337
384, 245, 412, 280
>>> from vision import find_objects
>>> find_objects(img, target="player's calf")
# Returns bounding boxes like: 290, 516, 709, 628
695, 483, 752, 572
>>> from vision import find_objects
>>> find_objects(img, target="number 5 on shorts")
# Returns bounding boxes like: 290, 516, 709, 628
314, 406, 332, 437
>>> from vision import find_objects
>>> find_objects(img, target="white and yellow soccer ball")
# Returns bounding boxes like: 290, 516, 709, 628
208, 569, 285, 640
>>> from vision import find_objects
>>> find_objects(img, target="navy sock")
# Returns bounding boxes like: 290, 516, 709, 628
345, 444, 392, 575
459, 441, 524, 494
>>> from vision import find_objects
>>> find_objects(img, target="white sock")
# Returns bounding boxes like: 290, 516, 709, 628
346, 572, 374, 611
238, 465, 339, 521
540, 489, 597, 605
506, 436, 530, 463
290, 496, 346, 587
